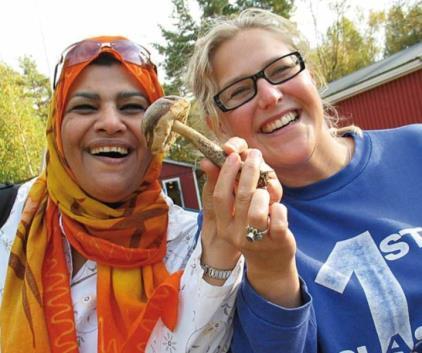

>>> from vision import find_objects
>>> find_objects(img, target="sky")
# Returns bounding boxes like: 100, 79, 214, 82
0, 0, 397, 83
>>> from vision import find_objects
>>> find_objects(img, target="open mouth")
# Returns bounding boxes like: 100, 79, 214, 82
260, 110, 299, 134
89, 146, 130, 159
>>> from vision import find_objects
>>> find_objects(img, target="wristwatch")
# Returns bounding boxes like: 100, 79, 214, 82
201, 263, 232, 280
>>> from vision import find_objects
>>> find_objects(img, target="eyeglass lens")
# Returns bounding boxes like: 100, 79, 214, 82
216, 52, 303, 111
54, 40, 151, 89
65, 40, 147, 67
65, 41, 102, 66
111, 41, 148, 65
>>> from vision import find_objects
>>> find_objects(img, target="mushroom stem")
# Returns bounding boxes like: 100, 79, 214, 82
172, 120, 270, 188
172, 120, 227, 167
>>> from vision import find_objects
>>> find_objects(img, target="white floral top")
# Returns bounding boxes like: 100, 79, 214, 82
0, 180, 243, 353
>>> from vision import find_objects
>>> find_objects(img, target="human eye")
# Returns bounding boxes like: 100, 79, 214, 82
120, 101, 149, 114
68, 103, 97, 114
119, 95, 150, 115
225, 80, 253, 101
121, 103, 146, 112
267, 57, 297, 81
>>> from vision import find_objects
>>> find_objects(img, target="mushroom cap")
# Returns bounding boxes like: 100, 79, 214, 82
142, 95, 190, 154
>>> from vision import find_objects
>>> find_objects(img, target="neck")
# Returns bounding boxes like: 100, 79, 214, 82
275, 135, 354, 188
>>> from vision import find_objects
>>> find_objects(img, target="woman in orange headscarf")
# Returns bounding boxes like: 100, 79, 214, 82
0, 36, 244, 353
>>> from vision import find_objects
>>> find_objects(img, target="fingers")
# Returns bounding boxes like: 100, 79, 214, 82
200, 159, 219, 217
212, 153, 242, 226
200, 158, 220, 187
244, 203, 290, 246
201, 142, 285, 252
247, 188, 270, 231
268, 203, 292, 245
249, 157, 283, 203
234, 149, 262, 220
223, 137, 248, 155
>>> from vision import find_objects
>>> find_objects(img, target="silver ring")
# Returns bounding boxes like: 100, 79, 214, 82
246, 225, 268, 242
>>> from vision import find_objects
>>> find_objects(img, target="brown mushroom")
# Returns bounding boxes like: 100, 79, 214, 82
142, 95, 271, 187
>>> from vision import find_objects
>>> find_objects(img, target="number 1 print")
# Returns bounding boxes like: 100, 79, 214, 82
315, 231, 413, 353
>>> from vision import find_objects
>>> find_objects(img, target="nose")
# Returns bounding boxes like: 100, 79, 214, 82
95, 105, 126, 134
256, 78, 283, 110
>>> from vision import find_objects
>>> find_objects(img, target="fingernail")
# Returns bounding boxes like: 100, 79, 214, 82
249, 149, 261, 160
227, 153, 238, 164
226, 143, 235, 153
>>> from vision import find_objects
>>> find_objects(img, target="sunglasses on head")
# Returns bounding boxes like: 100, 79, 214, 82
53, 39, 156, 89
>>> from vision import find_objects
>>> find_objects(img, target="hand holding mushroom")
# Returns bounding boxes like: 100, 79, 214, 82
142, 96, 272, 187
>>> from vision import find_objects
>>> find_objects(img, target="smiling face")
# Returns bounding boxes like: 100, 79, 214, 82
61, 63, 152, 204
212, 28, 337, 184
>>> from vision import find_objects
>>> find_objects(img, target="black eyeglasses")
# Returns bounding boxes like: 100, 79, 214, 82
213, 51, 305, 112
53, 39, 156, 89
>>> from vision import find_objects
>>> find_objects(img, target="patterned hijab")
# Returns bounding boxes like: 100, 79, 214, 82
0, 36, 182, 353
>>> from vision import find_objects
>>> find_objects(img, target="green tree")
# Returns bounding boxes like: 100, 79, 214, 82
18, 56, 52, 121
0, 62, 46, 183
311, 1, 380, 82
157, 0, 198, 95
384, 2, 422, 56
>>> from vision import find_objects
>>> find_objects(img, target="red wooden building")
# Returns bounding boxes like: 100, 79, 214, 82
321, 42, 422, 130
160, 159, 201, 210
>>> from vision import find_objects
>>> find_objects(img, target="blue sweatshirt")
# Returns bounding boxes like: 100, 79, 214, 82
232, 124, 422, 353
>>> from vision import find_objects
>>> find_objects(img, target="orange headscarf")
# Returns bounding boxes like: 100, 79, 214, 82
0, 36, 182, 353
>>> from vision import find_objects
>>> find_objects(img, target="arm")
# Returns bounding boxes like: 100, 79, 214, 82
199, 137, 312, 351
199, 138, 301, 305
232, 276, 317, 353
146, 228, 244, 353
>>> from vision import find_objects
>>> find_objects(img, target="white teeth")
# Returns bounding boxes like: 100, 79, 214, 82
90, 146, 128, 155
261, 112, 298, 133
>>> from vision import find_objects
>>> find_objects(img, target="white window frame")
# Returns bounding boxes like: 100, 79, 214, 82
162, 177, 185, 208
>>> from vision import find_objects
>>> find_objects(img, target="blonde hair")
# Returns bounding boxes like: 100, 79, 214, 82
186, 8, 359, 138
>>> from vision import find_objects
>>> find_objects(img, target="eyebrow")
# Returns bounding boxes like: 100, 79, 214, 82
221, 55, 289, 88
68, 91, 149, 101
118, 91, 149, 101
70, 92, 100, 100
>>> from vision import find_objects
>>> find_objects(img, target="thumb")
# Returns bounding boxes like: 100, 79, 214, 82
200, 159, 220, 219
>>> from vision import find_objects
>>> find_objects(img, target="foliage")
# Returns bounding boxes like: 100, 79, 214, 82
0, 62, 47, 183
18, 56, 52, 121
307, 0, 422, 83
384, 2, 422, 56
157, 0, 198, 96
311, 0, 380, 83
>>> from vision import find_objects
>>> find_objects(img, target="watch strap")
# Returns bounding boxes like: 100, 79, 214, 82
201, 263, 232, 280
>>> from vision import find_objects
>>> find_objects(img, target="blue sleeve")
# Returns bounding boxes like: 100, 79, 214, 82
231, 276, 317, 353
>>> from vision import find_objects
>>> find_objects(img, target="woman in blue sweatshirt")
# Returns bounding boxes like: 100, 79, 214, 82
186, 8, 422, 353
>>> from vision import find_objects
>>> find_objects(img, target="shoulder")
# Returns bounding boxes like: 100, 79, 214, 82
0, 179, 36, 234
365, 124, 422, 144
363, 124, 422, 155
360, 124, 422, 176
0, 180, 35, 297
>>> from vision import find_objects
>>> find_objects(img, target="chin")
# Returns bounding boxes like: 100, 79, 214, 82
88, 186, 134, 205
